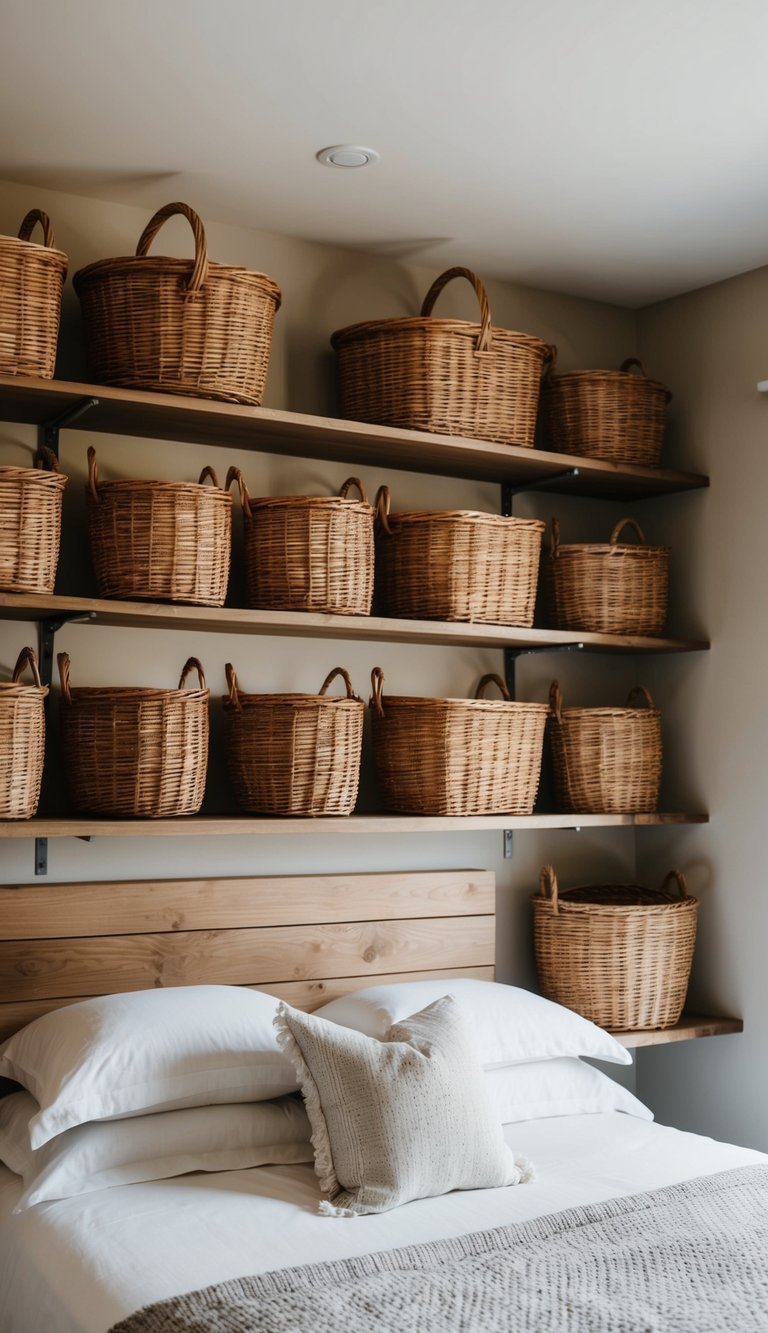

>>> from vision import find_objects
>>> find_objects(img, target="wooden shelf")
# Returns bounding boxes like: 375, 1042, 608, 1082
0, 374, 708, 498
0, 592, 709, 654
610, 1015, 743, 1048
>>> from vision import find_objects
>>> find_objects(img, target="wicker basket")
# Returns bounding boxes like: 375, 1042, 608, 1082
0, 210, 67, 379
375, 486, 545, 626
370, 668, 548, 816
533, 864, 698, 1030
543, 517, 670, 636
331, 267, 554, 448
0, 647, 48, 819
86, 446, 232, 606
0, 447, 67, 594
58, 652, 209, 817
222, 664, 364, 816
548, 680, 662, 814
543, 356, 671, 466
73, 202, 281, 405
228, 469, 374, 616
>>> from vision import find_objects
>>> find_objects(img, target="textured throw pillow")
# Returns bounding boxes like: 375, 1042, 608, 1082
484, 1059, 653, 1125
275, 995, 533, 1217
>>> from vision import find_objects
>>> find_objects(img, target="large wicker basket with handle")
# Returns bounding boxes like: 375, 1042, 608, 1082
223, 664, 364, 816
0, 209, 67, 378
331, 267, 554, 448
0, 648, 48, 819
543, 356, 671, 466
370, 668, 548, 815
228, 469, 374, 616
58, 652, 209, 817
543, 516, 670, 636
548, 680, 662, 814
86, 446, 233, 606
533, 863, 698, 1030
73, 202, 281, 404
0, 447, 67, 595
375, 485, 545, 626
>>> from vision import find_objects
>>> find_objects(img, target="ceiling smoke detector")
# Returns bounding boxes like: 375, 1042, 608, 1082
316, 145, 380, 169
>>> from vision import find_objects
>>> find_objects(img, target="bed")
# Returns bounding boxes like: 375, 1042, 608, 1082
0, 869, 765, 1333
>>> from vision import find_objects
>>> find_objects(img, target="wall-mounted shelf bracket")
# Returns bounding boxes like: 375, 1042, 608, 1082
501, 468, 581, 515
503, 641, 584, 698
34, 612, 95, 876
503, 829, 513, 859
38, 397, 99, 459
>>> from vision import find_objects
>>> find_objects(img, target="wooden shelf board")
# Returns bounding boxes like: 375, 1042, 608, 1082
610, 1015, 743, 1047
0, 375, 708, 498
0, 592, 709, 654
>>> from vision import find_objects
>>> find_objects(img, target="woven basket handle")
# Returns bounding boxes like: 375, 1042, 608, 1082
178, 657, 206, 690
225, 466, 252, 519
225, 662, 241, 709
661, 869, 689, 900
135, 202, 208, 297
318, 667, 358, 699
625, 685, 656, 710
35, 446, 61, 474
338, 477, 368, 504
57, 651, 72, 703
420, 267, 493, 355
370, 666, 386, 717
475, 673, 511, 701
12, 646, 43, 688
549, 516, 561, 556
86, 445, 101, 501
17, 209, 55, 248
538, 864, 560, 913
375, 485, 393, 535
549, 679, 564, 720
610, 518, 646, 546
620, 357, 648, 377
197, 466, 221, 489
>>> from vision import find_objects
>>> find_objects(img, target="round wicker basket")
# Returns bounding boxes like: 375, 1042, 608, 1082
0, 210, 67, 379
0, 648, 48, 819
542, 516, 670, 636
543, 357, 671, 466
548, 680, 662, 814
0, 447, 67, 595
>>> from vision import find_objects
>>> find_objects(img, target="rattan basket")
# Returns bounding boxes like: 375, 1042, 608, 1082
0, 647, 48, 819
543, 517, 670, 636
370, 668, 548, 816
223, 664, 364, 816
228, 469, 374, 616
0, 210, 67, 379
73, 202, 281, 404
331, 267, 554, 447
375, 486, 545, 626
543, 356, 671, 466
548, 680, 662, 814
86, 446, 232, 606
533, 864, 698, 1030
0, 447, 67, 594
58, 652, 209, 817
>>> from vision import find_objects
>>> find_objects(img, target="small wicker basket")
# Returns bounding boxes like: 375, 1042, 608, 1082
548, 680, 662, 814
543, 517, 670, 636
0, 447, 67, 594
58, 652, 209, 817
86, 446, 233, 606
543, 356, 671, 466
228, 469, 374, 616
370, 668, 548, 816
73, 202, 281, 405
375, 486, 545, 626
331, 267, 554, 448
0, 648, 48, 819
533, 863, 698, 1030
222, 664, 364, 816
0, 210, 67, 379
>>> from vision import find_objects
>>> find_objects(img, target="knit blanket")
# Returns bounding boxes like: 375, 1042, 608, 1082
110, 1165, 768, 1333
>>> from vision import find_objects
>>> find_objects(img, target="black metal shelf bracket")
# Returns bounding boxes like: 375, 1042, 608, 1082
501, 467, 581, 516
38, 397, 99, 458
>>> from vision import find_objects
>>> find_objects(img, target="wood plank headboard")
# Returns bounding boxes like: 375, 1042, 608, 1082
0, 869, 495, 1042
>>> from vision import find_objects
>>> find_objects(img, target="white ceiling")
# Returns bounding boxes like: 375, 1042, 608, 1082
2, 0, 768, 307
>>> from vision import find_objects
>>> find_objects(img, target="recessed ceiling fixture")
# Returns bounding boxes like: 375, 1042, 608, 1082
316, 145, 380, 169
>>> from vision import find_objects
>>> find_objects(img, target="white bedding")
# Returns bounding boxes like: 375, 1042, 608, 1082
0, 1112, 765, 1333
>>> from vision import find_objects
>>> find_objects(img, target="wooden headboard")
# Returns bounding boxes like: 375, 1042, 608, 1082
0, 869, 495, 1042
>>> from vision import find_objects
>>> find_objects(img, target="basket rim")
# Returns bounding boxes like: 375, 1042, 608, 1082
552, 704, 661, 720
545, 368, 669, 394
87, 477, 233, 498
532, 886, 698, 910
73, 256, 282, 303
0, 682, 48, 697
246, 494, 373, 512
62, 686, 210, 702
223, 692, 364, 708
331, 316, 552, 356
380, 509, 546, 528
547, 541, 670, 557
0, 233, 68, 264
0, 465, 68, 483
372, 694, 549, 711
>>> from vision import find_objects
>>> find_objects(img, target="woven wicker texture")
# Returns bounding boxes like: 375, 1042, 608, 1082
543, 516, 670, 636
73, 202, 281, 405
375, 486, 545, 626
0, 210, 67, 378
543, 356, 671, 466
0, 647, 48, 819
58, 653, 209, 817
533, 864, 698, 1030
228, 470, 374, 616
0, 447, 67, 594
86, 447, 232, 606
370, 668, 548, 816
548, 680, 662, 814
331, 267, 554, 448
223, 664, 364, 816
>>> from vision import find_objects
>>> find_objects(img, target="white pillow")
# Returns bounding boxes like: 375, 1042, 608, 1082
0, 1091, 313, 1211
485, 1059, 652, 1125
316, 980, 632, 1068
0, 986, 299, 1149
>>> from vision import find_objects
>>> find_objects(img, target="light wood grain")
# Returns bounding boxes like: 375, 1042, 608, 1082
611, 1015, 744, 1047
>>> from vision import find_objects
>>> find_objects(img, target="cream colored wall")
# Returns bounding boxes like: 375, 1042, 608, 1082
0, 177, 642, 991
